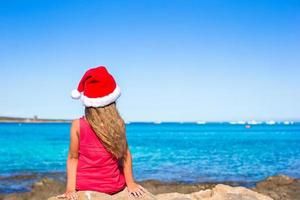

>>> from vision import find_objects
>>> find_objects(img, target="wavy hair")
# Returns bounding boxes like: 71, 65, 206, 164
85, 103, 128, 160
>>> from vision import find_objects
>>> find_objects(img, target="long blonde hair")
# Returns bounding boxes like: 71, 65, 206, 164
85, 103, 128, 160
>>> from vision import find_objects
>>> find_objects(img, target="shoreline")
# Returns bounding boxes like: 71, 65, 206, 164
0, 170, 290, 191
1, 173, 299, 200
0, 121, 70, 123
0, 171, 255, 194
1, 116, 299, 124
0, 116, 71, 123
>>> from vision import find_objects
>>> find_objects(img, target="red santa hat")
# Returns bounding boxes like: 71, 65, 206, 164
71, 66, 121, 107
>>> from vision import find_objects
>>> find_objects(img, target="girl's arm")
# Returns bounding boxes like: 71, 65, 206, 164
66, 120, 79, 193
123, 148, 135, 185
123, 147, 146, 197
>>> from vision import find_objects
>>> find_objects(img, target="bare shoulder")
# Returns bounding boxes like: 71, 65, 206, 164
71, 119, 80, 127
71, 119, 80, 134
69, 119, 80, 155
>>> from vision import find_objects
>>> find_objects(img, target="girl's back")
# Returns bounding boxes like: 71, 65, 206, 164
49, 66, 154, 200
76, 117, 126, 194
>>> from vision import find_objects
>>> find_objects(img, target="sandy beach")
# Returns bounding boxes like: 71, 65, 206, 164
1, 174, 299, 200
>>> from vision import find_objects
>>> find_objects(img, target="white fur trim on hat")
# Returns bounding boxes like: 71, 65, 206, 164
71, 89, 81, 99
80, 85, 121, 107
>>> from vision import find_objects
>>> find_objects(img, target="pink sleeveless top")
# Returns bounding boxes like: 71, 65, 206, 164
75, 117, 126, 194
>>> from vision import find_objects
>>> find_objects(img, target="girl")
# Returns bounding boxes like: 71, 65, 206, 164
48, 66, 157, 200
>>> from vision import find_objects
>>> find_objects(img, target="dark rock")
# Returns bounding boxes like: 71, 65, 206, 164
1, 175, 300, 200
253, 174, 300, 200
0, 178, 65, 200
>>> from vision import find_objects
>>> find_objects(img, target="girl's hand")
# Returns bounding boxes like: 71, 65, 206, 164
127, 182, 146, 198
64, 191, 78, 200
56, 191, 78, 200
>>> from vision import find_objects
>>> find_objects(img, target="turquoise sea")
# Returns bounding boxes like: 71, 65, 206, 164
0, 122, 300, 194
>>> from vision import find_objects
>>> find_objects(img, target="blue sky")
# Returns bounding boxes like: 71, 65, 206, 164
0, 0, 299, 121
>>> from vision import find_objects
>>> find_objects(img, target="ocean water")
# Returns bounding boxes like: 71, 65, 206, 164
0, 122, 300, 193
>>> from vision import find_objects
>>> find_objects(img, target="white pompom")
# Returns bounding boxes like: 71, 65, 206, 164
71, 89, 81, 99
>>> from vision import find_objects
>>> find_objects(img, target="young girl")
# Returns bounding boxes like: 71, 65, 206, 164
48, 66, 157, 200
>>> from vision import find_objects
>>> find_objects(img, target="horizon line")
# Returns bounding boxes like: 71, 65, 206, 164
0, 116, 299, 124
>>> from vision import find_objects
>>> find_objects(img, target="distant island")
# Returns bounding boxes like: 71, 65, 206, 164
0, 116, 71, 123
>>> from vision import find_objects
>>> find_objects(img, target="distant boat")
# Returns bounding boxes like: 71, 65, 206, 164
154, 121, 162, 124
283, 121, 294, 125
247, 120, 262, 125
229, 121, 247, 125
245, 125, 251, 129
266, 120, 276, 125
196, 121, 206, 124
